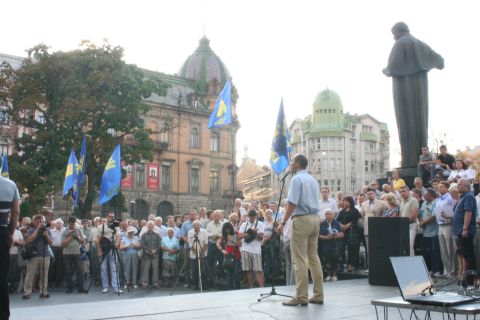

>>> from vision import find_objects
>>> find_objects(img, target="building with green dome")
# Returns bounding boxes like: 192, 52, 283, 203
289, 89, 389, 195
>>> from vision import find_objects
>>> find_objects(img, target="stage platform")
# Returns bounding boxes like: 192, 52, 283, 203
9, 279, 446, 320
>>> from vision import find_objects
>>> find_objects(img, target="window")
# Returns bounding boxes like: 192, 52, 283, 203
38, 112, 46, 125
135, 164, 145, 188
190, 168, 200, 193
190, 125, 200, 148
210, 132, 219, 152
0, 109, 8, 125
210, 171, 219, 194
371, 161, 375, 172
161, 165, 171, 192
365, 160, 369, 172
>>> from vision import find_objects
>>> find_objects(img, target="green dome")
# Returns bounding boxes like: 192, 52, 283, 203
178, 37, 231, 96
313, 89, 343, 111
309, 89, 345, 133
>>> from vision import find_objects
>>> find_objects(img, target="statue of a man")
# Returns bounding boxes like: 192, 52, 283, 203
383, 22, 444, 168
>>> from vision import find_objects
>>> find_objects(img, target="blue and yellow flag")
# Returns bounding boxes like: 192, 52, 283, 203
98, 144, 121, 205
73, 136, 87, 207
208, 80, 232, 129
1, 154, 9, 179
63, 149, 78, 196
270, 99, 291, 175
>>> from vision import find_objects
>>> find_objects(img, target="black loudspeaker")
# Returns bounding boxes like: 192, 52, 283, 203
368, 217, 409, 286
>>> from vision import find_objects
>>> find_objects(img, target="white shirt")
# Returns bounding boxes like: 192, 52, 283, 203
10, 229, 23, 255
448, 169, 473, 182
187, 228, 208, 259
139, 225, 162, 238
50, 227, 65, 247
319, 198, 339, 220
282, 218, 293, 241
239, 220, 265, 254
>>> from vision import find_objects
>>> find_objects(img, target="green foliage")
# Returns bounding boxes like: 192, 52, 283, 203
0, 41, 169, 218
20, 201, 33, 219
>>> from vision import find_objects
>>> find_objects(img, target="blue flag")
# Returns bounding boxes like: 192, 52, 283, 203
270, 99, 291, 175
208, 80, 232, 129
73, 136, 87, 207
1, 154, 9, 179
98, 145, 121, 205
63, 149, 78, 196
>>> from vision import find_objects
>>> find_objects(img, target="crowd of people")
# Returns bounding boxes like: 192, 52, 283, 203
5, 145, 480, 307
6, 200, 294, 300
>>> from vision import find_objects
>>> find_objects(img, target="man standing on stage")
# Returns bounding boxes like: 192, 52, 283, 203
277, 154, 324, 306
0, 174, 20, 319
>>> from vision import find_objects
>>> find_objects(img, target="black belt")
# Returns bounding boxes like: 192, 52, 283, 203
292, 214, 314, 219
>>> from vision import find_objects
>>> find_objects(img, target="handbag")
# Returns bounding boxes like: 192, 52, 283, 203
21, 245, 37, 260
223, 253, 235, 270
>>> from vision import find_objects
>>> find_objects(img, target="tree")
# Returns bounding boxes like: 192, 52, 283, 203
0, 41, 169, 218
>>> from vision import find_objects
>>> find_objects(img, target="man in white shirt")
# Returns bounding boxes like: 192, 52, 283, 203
206, 210, 224, 279
238, 210, 265, 288
319, 187, 338, 221
8, 221, 24, 293
282, 217, 295, 286
436, 181, 455, 277
187, 220, 209, 290
49, 219, 65, 287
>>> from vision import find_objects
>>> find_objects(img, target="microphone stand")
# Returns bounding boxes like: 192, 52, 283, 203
258, 171, 293, 302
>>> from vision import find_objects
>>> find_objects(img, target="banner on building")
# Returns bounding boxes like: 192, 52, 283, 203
147, 162, 159, 190
121, 163, 133, 188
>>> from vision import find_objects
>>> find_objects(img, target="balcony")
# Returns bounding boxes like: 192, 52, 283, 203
360, 132, 378, 142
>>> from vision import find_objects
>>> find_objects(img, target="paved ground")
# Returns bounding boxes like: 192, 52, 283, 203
11, 276, 470, 320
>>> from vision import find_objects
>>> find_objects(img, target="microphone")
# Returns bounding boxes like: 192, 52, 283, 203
281, 170, 290, 182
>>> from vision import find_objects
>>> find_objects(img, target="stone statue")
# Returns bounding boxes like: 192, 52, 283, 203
383, 22, 444, 168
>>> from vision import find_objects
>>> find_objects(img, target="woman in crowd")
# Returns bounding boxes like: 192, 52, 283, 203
119, 227, 141, 289
383, 193, 400, 217
337, 196, 361, 272
390, 169, 406, 192
319, 209, 344, 281
448, 159, 471, 184
161, 227, 179, 287
262, 209, 279, 280
216, 222, 241, 289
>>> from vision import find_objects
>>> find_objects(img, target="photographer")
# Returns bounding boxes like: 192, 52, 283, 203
95, 219, 122, 294
23, 214, 53, 299
61, 216, 86, 293
319, 209, 344, 281
238, 209, 265, 288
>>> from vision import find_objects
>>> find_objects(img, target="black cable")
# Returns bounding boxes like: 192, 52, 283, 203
248, 301, 280, 320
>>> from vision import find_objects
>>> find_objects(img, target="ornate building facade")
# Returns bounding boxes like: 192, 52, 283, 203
272, 89, 389, 198
0, 37, 240, 220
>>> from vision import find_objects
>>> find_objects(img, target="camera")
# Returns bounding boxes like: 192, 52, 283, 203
244, 229, 257, 243
108, 219, 121, 231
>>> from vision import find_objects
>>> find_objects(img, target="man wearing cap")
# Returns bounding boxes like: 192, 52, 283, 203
277, 154, 323, 306
61, 216, 86, 293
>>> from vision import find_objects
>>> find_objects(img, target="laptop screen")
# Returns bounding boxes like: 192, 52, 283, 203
390, 256, 432, 298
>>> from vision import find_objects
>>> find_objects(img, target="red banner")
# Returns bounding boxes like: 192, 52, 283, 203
121, 164, 133, 188
147, 162, 159, 190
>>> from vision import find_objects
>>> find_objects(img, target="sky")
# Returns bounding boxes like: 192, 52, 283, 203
3, 0, 480, 169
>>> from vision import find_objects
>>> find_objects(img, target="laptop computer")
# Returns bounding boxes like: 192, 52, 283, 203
390, 256, 475, 306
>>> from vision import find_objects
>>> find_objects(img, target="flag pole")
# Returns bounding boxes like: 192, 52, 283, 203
65, 191, 70, 222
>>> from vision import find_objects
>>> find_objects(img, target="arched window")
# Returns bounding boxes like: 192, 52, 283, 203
210, 132, 219, 152
190, 125, 200, 148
